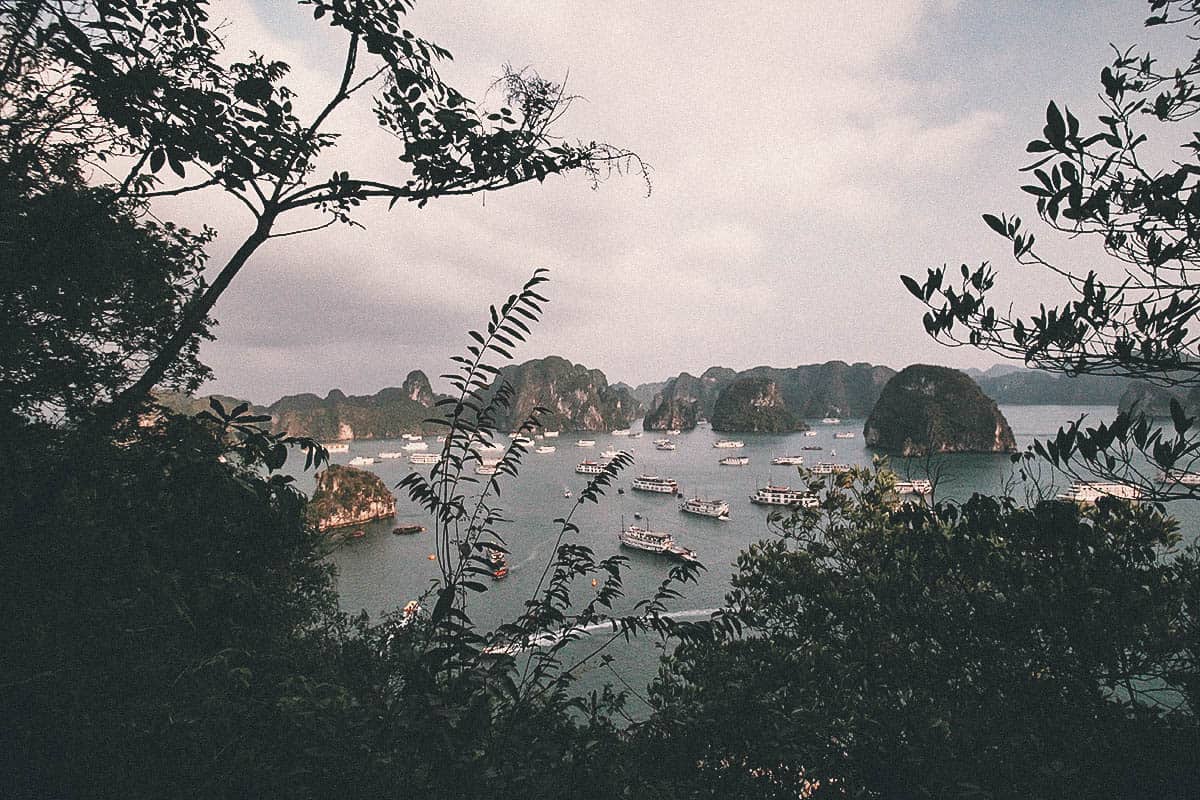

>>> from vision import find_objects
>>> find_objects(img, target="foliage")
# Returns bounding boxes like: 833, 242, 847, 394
902, 1, 1200, 498
641, 466, 1200, 798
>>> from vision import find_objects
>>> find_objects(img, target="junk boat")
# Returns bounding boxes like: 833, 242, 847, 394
408, 452, 439, 464
1056, 481, 1143, 504
535, 445, 556, 454
812, 462, 851, 475
348, 456, 375, 466
833, 432, 855, 439
576, 439, 596, 447
632, 475, 679, 494
322, 442, 350, 453
894, 479, 933, 496
719, 455, 749, 466
713, 440, 745, 449
655, 440, 677, 451
619, 523, 698, 562
750, 485, 818, 508
680, 497, 730, 519
576, 460, 604, 475
379, 451, 404, 459
771, 456, 805, 465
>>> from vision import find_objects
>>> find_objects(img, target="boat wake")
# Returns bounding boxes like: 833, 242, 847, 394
483, 607, 723, 655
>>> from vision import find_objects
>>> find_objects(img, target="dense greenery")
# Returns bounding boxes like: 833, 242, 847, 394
863, 364, 1017, 456
711, 377, 804, 433
480, 355, 642, 432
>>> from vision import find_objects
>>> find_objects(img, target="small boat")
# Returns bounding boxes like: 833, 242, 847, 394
576, 439, 596, 447
488, 549, 509, 580
601, 447, 620, 459
772, 456, 805, 465
322, 442, 350, 453
801, 445, 822, 451
402, 441, 429, 451
820, 417, 841, 424
543, 430, 560, 438
378, 451, 404, 459
749, 485, 818, 507
612, 428, 631, 436
348, 456, 376, 466
563, 488, 572, 498
409, 452, 439, 464
667, 429, 682, 436
1056, 481, 1143, 504
894, 479, 933, 496
633, 511, 642, 519
713, 440, 745, 449
632, 475, 679, 494
392, 523, 425, 535
680, 497, 730, 519
812, 462, 851, 475
535, 445, 556, 454
617, 488, 625, 495
833, 432, 855, 440
655, 441, 677, 451
719, 456, 749, 466
576, 460, 604, 475
803, 431, 818, 437
402, 433, 423, 441
475, 457, 501, 475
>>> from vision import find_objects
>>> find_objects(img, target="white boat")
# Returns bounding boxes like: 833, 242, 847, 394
680, 497, 730, 519
475, 457, 501, 476
632, 475, 679, 494
402, 433, 422, 441
894, 479, 933, 496
408, 452, 439, 465
378, 451, 404, 459
719, 456, 749, 466
655, 441, 677, 451
713, 440, 745, 449
402, 441, 429, 451
563, 488, 571, 498
820, 417, 841, 424
1160, 470, 1200, 486
803, 431, 818, 437
1056, 481, 1143, 504
619, 524, 698, 561
535, 445, 556, 454
667, 429, 682, 436
511, 434, 533, 445
749, 485, 818, 507
833, 432, 855, 439
772, 456, 805, 465
576, 460, 605, 475
543, 430, 560, 438
812, 462, 851, 475
653, 438, 671, 445
322, 442, 350, 454
612, 428, 631, 436
601, 447, 621, 459
576, 439, 596, 447
348, 456, 376, 466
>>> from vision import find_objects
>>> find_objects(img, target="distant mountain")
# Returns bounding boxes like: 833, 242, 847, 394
711, 377, 807, 433
484, 356, 642, 432
864, 365, 1016, 456
643, 367, 737, 431
268, 370, 439, 440
976, 370, 1130, 405
630, 380, 667, 408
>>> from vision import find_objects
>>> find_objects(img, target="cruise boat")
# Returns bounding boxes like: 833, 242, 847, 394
576, 439, 596, 447
771, 456, 805, 465
1056, 481, 1143, 504
402, 433, 422, 441
378, 451, 404, 459
348, 456, 375, 466
322, 442, 350, 454
719, 456, 749, 466
408, 452, 440, 465
713, 440, 744, 449
833, 432, 855, 439
749, 485, 818, 507
655, 440, 677, 451
601, 447, 621, 459
812, 462, 851, 475
653, 437, 671, 445
680, 497, 730, 519
632, 475, 679, 494
619, 523, 698, 562
894, 479, 933, 496
543, 430, 560, 438
488, 549, 509, 580
576, 460, 605, 475
535, 445, 556, 454
1160, 470, 1200, 486
612, 428, 631, 436
402, 441, 429, 451
820, 417, 841, 424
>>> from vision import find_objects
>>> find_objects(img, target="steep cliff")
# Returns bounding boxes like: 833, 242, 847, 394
269, 373, 437, 440
643, 367, 737, 431
864, 365, 1016, 456
738, 361, 896, 418
711, 378, 806, 432
306, 464, 396, 531
485, 356, 642, 432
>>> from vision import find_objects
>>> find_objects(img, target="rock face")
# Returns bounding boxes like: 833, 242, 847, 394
864, 365, 1017, 456
269, 372, 438, 440
307, 464, 396, 531
711, 378, 805, 433
486, 356, 642, 432
643, 367, 737, 431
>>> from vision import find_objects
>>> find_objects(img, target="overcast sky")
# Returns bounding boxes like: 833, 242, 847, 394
168, 1, 1182, 404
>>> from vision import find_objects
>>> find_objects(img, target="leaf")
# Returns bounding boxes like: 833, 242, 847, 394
900, 274, 924, 300
982, 213, 1008, 237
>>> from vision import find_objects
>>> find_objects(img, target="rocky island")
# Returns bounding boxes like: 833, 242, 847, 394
643, 367, 736, 431
863, 365, 1016, 456
306, 464, 397, 531
270, 370, 438, 441
711, 377, 807, 432
484, 356, 642, 431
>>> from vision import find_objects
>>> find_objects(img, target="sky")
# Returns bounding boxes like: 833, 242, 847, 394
167, 0, 1186, 404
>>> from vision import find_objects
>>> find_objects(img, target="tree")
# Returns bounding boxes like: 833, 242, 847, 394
903, 0, 1200, 499
1, 0, 646, 422
640, 466, 1200, 798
